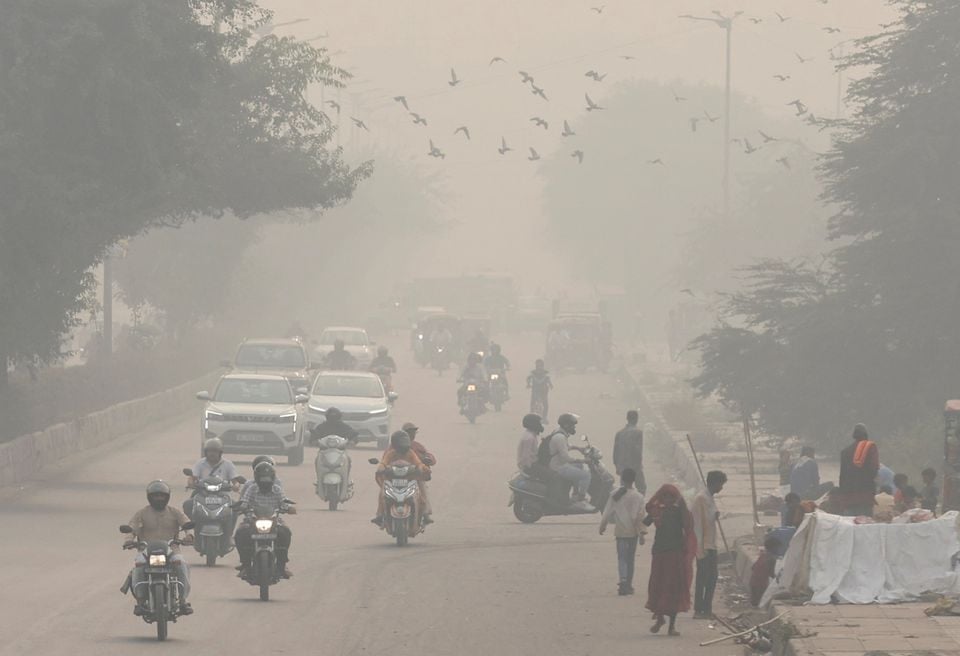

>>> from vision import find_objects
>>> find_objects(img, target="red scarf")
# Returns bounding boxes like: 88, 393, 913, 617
852, 440, 876, 468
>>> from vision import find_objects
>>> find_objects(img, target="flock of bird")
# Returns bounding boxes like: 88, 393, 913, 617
325, 3, 855, 171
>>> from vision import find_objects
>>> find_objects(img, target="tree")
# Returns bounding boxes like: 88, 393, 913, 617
0, 0, 365, 385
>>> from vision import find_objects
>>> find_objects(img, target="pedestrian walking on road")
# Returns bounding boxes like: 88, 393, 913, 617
692, 470, 727, 619
838, 423, 879, 516
643, 484, 697, 637
599, 468, 646, 596
613, 410, 646, 494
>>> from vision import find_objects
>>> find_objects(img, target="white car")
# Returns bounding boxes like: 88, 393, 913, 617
313, 326, 374, 369
307, 371, 396, 449
197, 374, 309, 465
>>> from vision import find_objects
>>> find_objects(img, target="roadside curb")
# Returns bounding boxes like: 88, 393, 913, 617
0, 370, 218, 487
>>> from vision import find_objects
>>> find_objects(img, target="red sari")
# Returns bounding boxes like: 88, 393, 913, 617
644, 484, 697, 615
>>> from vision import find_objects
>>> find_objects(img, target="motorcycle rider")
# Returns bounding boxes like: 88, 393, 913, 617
457, 351, 488, 408
527, 359, 553, 421
372, 431, 430, 527
183, 438, 243, 519
484, 343, 511, 398
538, 413, 594, 511
402, 422, 436, 524
322, 339, 357, 371
235, 462, 295, 578
517, 413, 544, 473
310, 407, 358, 445
239, 455, 282, 498
369, 346, 397, 373
125, 480, 194, 615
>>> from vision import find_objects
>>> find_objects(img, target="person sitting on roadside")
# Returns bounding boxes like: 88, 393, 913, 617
921, 468, 940, 513
893, 473, 909, 509
781, 493, 802, 528
750, 536, 781, 607
790, 446, 820, 500
898, 485, 920, 514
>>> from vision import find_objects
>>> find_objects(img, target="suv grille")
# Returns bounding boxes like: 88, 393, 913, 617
221, 414, 288, 424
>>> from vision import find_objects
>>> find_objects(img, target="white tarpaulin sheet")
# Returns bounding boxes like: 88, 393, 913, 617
761, 510, 960, 605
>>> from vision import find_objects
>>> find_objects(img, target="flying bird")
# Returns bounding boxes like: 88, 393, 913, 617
428, 139, 445, 159
350, 117, 368, 131
585, 93, 604, 111
647, 158, 665, 165
823, 26, 841, 33
777, 156, 791, 169
410, 112, 428, 126
571, 150, 584, 164
591, 5, 605, 14
758, 129, 777, 143
454, 126, 471, 140
519, 71, 535, 84
775, 12, 791, 22
689, 117, 700, 132
672, 89, 687, 102
393, 95, 409, 110
787, 99, 808, 115
731, 138, 743, 146
326, 100, 341, 113
620, 55, 637, 61
489, 56, 507, 65
561, 120, 576, 137
448, 68, 461, 87
703, 111, 720, 123
530, 116, 549, 129
748, 17, 763, 24
531, 84, 549, 100
743, 138, 758, 154
680, 288, 696, 297
773, 74, 791, 82
498, 137, 512, 155
795, 53, 812, 64
528, 147, 541, 161
585, 70, 607, 82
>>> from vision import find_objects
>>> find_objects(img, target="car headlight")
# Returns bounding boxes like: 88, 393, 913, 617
205, 410, 224, 420
255, 519, 273, 533
308, 405, 326, 414
279, 412, 297, 423
149, 554, 167, 567
370, 408, 389, 417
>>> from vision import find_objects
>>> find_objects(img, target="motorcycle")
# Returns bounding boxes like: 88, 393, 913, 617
459, 379, 486, 424
507, 434, 614, 523
119, 522, 194, 641
488, 370, 508, 412
369, 457, 425, 546
431, 345, 450, 375
236, 500, 295, 601
371, 365, 394, 394
314, 435, 353, 511
182, 468, 242, 566
530, 391, 548, 420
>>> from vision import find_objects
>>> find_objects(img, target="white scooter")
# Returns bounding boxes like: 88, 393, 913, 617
314, 435, 354, 511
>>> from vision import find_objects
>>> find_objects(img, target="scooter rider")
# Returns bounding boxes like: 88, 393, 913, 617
310, 407, 359, 445
539, 413, 593, 511
323, 339, 357, 370
125, 480, 194, 615
370, 346, 397, 373
235, 462, 295, 578
402, 422, 436, 524
484, 343, 511, 397
517, 413, 544, 473
183, 438, 243, 519
457, 351, 488, 406
372, 431, 430, 526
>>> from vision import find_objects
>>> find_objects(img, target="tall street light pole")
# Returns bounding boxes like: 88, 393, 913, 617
680, 11, 742, 220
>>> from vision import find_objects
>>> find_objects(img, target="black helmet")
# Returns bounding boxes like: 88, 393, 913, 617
326, 407, 342, 421
251, 455, 275, 471
522, 413, 544, 433
558, 413, 579, 435
390, 430, 412, 453
253, 462, 276, 482
146, 480, 171, 510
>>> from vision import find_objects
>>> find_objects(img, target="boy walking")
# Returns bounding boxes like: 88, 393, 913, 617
692, 470, 727, 618
599, 468, 646, 596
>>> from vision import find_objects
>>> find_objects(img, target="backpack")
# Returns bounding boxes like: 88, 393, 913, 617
537, 431, 561, 467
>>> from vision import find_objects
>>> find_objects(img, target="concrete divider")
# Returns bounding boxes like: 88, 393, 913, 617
0, 371, 219, 487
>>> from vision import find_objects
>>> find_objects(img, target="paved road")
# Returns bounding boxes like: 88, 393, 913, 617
1, 335, 734, 655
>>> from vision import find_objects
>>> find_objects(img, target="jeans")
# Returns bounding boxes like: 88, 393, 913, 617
694, 549, 718, 614
235, 524, 292, 568
616, 537, 638, 587
556, 463, 591, 499
131, 552, 190, 602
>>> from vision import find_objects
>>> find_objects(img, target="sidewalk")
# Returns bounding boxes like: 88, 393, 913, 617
775, 601, 960, 655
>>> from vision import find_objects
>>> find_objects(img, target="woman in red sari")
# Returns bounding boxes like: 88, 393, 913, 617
643, 484, 697, 636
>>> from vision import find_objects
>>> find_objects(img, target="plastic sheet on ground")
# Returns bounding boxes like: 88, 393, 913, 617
760, 510, 960, 605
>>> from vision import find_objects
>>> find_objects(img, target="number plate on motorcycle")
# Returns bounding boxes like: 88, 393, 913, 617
391, 479, 408, 484
250, 533, 276, 540
143, 567, 168, 574
204, 496, 223, 504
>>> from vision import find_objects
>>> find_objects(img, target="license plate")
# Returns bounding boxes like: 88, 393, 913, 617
144, 567, 168, 574
234, 433, 264, 442
204, 497, 223, 504
391, 479, 408, 484
251, 533, 275, 540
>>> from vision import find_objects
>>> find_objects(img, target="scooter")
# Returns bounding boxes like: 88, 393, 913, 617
488, 371, 508, 412
431, 345, 450, 375
182, 468, 242, 566
314, 435, 353, 511
459, 379, 486, 424
236, 501, 295, 601
507, 434, 614, 523
371, 365, 394, 394
119, 522, 194, 641
369, 457, 426, 546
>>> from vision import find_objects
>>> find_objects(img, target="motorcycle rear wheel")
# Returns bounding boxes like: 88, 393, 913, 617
153, 583, 168, 641
513, 499, 544, 524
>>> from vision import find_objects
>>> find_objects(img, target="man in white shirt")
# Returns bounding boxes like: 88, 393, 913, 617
692, 470, 727, 619
599, 468, 646, 595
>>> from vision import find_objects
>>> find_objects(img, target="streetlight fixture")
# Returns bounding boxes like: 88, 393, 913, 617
680, 11, 743, 220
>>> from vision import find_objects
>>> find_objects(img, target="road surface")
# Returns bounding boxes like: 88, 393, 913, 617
1, 335, 734, 655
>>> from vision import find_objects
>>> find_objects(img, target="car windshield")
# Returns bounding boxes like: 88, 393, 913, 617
312, 375, 383, 398
319, 330, 368, 346
215, 379, 293, 404
235, 344, 305, 368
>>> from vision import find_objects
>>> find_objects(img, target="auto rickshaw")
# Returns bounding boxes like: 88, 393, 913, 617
412, 312, 463, 367
545, 313, 611, 373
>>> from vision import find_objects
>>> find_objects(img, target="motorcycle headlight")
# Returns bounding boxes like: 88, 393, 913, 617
149, 554, 167, 567
205, 484, 219, 492
417, 334, 424, 340
466, 384, 477, 392
490, 373, 499, 380
255, 519, 273, 533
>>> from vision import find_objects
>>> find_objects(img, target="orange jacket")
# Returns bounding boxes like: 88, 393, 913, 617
376, 448, 430, 484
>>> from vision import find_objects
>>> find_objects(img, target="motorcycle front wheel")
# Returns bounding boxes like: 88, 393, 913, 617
153, 583, 168, 641
206, 551, 217, 567
256, 551, 272, 601
395, 520, 409, 546
326, 484, 340, 511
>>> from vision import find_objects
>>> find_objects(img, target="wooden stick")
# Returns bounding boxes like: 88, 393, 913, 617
686, 433, 732, 557
699, 611, 790, 647
742, 412, 761, 526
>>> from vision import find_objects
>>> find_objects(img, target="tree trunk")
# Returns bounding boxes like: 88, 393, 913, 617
0, 342, 8, 390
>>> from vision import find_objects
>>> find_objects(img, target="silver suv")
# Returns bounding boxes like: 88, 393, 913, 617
224, 338, 314, 393
197, 374, 309, 465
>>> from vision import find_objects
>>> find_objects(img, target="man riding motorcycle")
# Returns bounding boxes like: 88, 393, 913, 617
369, 346, 397, 374
527, 359, 553, 421
402, 422, 436, 524
183, 438, 243, 519
322, 339, 357, 371
457, 351, 488, 407
239, 456, 282, 498
125, 480, 194, 615
484, 343, 511, 398
310, 407, 359, 445
372, 431, 430, 527
235, 462, 296, 578
538, 413, 593, 511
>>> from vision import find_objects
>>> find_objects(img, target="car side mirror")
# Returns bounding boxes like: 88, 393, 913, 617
368, 458, 380, 465
196, 391, 211, 401
119, 525, 134, 534
182, 467, 193, 477
219, 360, 232, 368
295, 394, 309, 404
181, 522, 195, 531
388, 392, 398, 404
